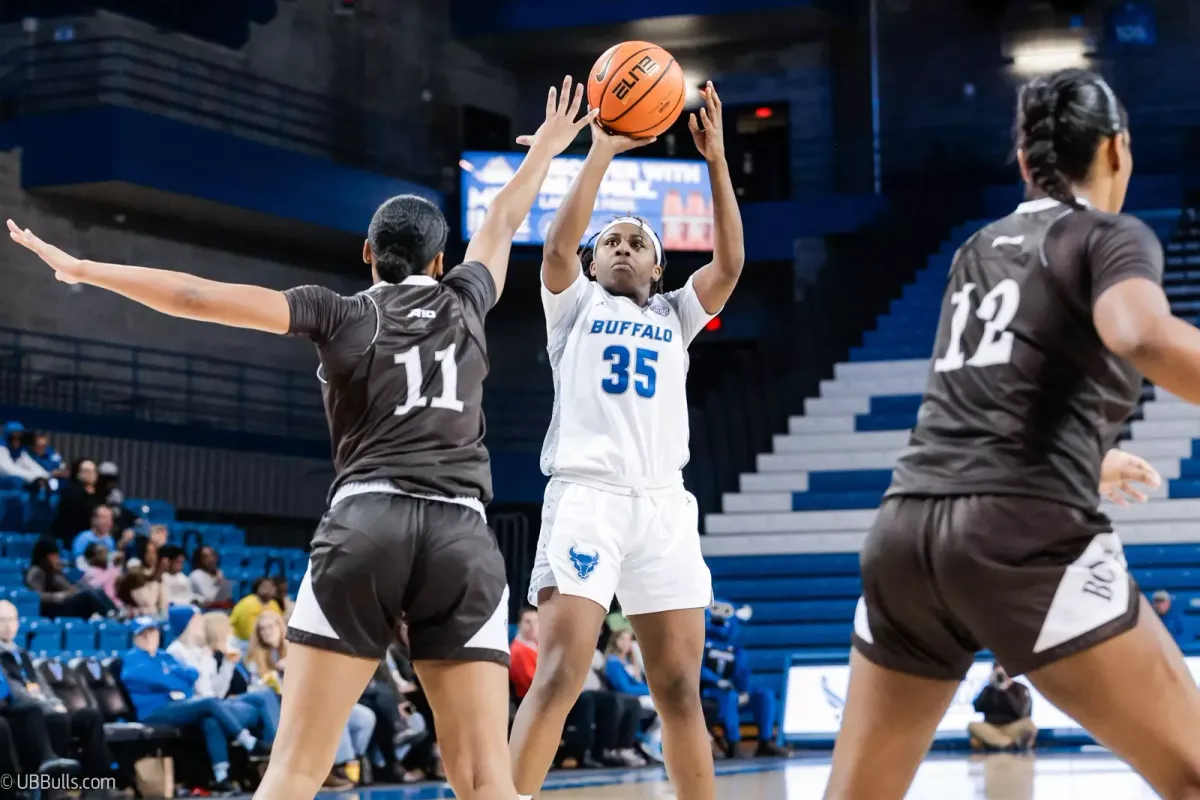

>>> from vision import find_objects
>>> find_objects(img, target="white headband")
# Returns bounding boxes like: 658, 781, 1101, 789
596, 217, 663, 266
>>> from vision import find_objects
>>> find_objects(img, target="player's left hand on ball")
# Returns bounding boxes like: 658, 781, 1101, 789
688, 81, 725, 163
7, 219, 86, 284
1099, 448, 1162, 506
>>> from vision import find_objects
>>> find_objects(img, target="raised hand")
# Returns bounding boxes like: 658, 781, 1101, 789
1099, 448, 1162, 506
7, 219, 86, 284
514, 76, 598, 156
688, 81, 726, 163
588, 118, 657, 155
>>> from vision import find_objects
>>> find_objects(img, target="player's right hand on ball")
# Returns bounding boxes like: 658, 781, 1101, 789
514, 76, 598, 156
588, 118, 656, 155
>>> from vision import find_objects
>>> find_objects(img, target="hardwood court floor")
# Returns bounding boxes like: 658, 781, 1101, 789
251, 751, 1151, 798
544, 752, 1156, 799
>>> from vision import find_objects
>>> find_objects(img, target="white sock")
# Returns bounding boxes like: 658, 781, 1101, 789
235, 729, 257, 750
213, 762, 230, 782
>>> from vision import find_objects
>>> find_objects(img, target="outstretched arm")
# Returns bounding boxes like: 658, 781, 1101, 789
464, 76, 598, 302
7, 219, 292, 334
688, 83, 745, 314
533, 122, 655, 294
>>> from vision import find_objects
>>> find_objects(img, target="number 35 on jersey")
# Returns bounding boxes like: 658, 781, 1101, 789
934, 279, 1020, 373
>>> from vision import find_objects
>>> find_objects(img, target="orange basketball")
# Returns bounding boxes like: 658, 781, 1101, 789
587, 41, 685, 139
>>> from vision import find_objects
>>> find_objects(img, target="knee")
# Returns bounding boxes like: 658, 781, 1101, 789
443, 759, 511, 800
195, 697, 221, 714
650, 670, 702, 719
528, 653, 591, 704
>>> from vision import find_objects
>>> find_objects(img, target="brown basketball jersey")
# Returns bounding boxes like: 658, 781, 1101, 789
888, 198, 1164, 510
285, 262, 495, 503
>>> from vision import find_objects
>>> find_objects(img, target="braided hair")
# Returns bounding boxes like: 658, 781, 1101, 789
368, 194, 449, 283
580, 217, 667, 297
1016, 69, 1127, 210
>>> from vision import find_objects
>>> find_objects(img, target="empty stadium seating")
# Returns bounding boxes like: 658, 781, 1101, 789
703, 207, 1200, 697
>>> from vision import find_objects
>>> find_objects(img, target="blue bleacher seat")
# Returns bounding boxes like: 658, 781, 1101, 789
97, 621, 132, 653
284, 550, 309, 581
9, 589, 38, 618
63, 619, 100, 652
26, 618, 63, 653
220, 547, 247, 570
0, 493, 26, 532
0, 533, 38, 560
243, 548, 270, 576
0, 556, 24, 587
125, 499, 176, 523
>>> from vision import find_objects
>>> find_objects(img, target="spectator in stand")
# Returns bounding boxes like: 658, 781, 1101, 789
0, 600, 112, 783
0, 421, 50, 496
245, 609, 287, 687
205, 612, 254, 698
329, 703, 377, 789
230, 577, 282, 643
358, 645, 429, 784
190, 546, 233, 607
115, 569, 167, 619
273, 576, 295, 618
127, 532, 161, 575
967, 663, 1037, 752
604, 630, 663, 761
604, 630, 650, 698
1154, 590, 1185, 643
25, 538, 115, 619
80, 542, 122, 608
120, 616, 271, 793
158, 545, 195, 607
27, 431, 68, 478
71, 505, 118, 570
0, 668, 80, 778
511, 608, 645, 769
0, 717, 23, 781
52, 459, 102, 546
95, 462, 129, 525
387, 632, 444, 783
165, 607, 280, 742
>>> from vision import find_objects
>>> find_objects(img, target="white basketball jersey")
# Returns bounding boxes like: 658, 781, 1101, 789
540, 270, 716, 486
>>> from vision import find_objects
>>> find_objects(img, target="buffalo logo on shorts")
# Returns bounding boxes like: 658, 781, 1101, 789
568, 546, 600, 581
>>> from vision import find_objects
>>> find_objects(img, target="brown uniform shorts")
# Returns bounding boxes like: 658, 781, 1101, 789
851, 494, 1140, 680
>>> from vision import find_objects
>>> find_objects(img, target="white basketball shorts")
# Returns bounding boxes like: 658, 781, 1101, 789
528, 478, 713, 616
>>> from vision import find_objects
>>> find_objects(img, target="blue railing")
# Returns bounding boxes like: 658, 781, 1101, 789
0, 35, 455, 186
0, 327, 325, 440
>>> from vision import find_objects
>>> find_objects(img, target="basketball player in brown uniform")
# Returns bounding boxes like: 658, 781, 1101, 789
823, 68, 1200, 800
9, 78, 598, 800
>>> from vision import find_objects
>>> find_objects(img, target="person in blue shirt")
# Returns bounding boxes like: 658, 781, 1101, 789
120, 616, 271, 792
28, 431, 67, 478
1153, 590, 1185, 642
604, 631, 651, 696
72, 505, 118, 570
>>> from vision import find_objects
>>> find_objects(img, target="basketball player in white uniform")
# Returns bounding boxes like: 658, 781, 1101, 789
509, 83, 743, 800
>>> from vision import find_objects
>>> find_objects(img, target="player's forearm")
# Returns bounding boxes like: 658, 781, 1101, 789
77, 261, 290, 333
483, 140, 558, 237
706, 154, 744, 280
545, 145, 612, 264
78, 260, 228, 319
